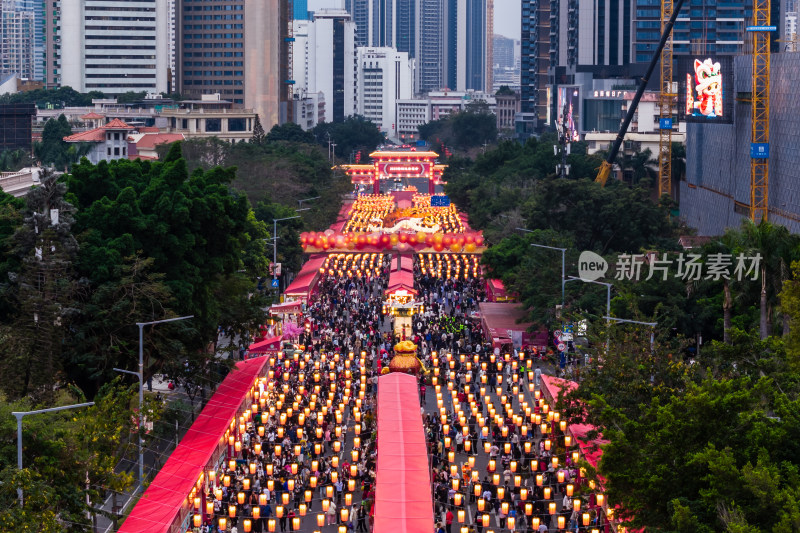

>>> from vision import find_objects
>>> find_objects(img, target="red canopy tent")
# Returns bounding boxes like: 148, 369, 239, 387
118, 357, 268, 533
374, 373, 433, 533
248, 335, 283, 354
486, 279, 510, 302
269, 300, 303, 314
478, 302, 548, 349
284, 254, 326, 300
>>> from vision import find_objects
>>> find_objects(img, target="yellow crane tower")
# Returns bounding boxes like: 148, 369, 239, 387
657, 0, 675, 198
750, 0, 771, 223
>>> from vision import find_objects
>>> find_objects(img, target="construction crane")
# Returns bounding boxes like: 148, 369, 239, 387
750, 0, 771, 222
596, 0, 687, 186
657, 0, 676, 198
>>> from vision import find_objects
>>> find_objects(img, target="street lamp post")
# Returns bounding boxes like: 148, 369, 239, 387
565, 276, 612, 325
13, 402, 95, 506
117, 315, 193, 494
272, 210, 309, 289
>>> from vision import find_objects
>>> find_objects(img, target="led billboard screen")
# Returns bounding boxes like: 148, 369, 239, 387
557, 85, 581, 141
678, 56, 733, 124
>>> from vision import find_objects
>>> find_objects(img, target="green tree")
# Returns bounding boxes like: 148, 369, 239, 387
312, 115, 384, 159
35, 114, 73, 169
0, 170, 78, 400
64, 144, 267, 394
251, 114, 266, 144
266, 122, 315, 144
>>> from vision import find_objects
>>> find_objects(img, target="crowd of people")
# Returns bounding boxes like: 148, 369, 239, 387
192, 244, 611, 533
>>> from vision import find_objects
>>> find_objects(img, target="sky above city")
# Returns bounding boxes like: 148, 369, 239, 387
494, 0, 521, 39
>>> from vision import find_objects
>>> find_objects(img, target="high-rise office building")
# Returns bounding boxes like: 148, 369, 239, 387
168, 0, 176, 93
494, 35, 515, 69
457, 0, 486, 91
416, 0, 443, 93
299, 9, 356, 122
0, 0, 35, 80
356, 46, 413, 134
295, 0, 309, 19
519, 0, 549, 121
519, 0, 784, 130
59, 0, 169, 94
176, 0, 291, 127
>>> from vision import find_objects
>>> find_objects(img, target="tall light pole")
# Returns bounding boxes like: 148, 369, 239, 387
118, 315, 193, 494
273, 210, 309, 289
517, 229, 568, 309
13, 402, 95, 506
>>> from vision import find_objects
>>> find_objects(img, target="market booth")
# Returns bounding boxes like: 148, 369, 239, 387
282, 254, 326, 302
373, 373, 434, 532
478, 302, 548, 351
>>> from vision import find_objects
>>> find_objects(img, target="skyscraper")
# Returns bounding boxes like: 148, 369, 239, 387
519, 0, 782, 131
305, 9, 357, 121
176, 0, 291, 127
416, 0, 444, 93
60, 0, 169, 94
0, 0, 35, 80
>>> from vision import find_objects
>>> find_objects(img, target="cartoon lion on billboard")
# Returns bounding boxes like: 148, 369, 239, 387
686, 58, 723, 118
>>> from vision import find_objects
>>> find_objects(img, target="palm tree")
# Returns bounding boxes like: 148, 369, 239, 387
725, 220, 800, 339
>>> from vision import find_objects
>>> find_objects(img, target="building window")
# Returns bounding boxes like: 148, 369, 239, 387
114, 147, 120, 156
206, 118, 222, 132
228, 117, 247, 132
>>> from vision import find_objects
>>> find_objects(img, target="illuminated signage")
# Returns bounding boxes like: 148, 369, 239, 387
378, 162, 430, 176
679, 56, 732, 124
557, 86, 581, 142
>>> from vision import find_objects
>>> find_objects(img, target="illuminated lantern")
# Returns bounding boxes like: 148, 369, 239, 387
341, 508, 349, 522
207, 501, 214, 516
253, 506, 261, 519
481, 514, 490, 527
549, 502, 557, 515
194, 514, 202, 527
228, 505, 236, 518
597, 494, 605, 507
292, 517, 300, 530
583, 513, 591, 526
477, 498, 485, 511
536, 474, 543, 486
243, 519, 252, 532
229, 459, 236, 471
223, 475, 231, 487
520, 488, 528, 500
345, 493, 353, 506
558, 516, 566, 529
573, 499, 581, 512
219, 518, 227, 531
322, 500, 330, 512
276, 506, 284, 518
557, 470, 565, 483
282, 492, 290, 505
501, 502, 509, 514
454, 493, 462, 506
305, 490, 313, 502
508, 517, 515, 530
318, 514, 325, 527
237, 492, 245, 504
532, 518, 540, 529
566, 484, 574, 497
215, 488, 223, 501
543, 487, 551, 500
268, 519, 276, 532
